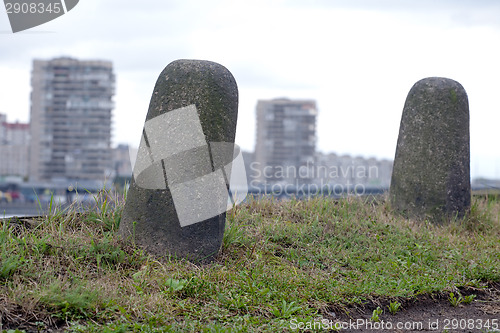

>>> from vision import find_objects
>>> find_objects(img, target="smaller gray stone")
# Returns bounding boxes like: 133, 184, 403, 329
390, 77, 471, 222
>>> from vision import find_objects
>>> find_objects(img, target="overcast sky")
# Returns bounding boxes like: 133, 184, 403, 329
1, 0, 499, 179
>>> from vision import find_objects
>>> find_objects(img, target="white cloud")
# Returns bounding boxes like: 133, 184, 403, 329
0, 0, 499, 178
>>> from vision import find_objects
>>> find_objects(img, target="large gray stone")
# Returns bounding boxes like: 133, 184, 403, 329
119, 59, 238, 262
390, 77, 470, 222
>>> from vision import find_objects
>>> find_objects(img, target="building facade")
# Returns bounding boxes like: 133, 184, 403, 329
112, 144, 134, 178
0, 114, 30, 178
314, 152, 393, 189
254, 98, 317, 185
29, 57, 115, 182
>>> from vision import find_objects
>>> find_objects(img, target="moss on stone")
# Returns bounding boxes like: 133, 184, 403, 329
449, 88, 457, 104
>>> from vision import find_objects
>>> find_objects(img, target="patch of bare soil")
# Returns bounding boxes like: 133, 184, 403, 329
330, 283, 500, 333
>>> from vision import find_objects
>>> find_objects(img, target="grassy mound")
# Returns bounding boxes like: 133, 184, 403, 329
0, 193, 499, 332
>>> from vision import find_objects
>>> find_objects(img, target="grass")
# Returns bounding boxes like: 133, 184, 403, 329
387, 301, 401, 315
0, 192, 499, 332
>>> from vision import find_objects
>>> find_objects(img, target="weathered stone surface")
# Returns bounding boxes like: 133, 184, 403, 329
390, 77, 470, 222
118, 59, 238, 262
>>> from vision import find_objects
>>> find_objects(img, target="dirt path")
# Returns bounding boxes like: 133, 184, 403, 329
331, 283, 500, 333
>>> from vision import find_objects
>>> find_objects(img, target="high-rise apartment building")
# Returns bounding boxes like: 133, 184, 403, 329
254, 98, 317, 185
29, 57, 115, 182
112, 143, 134, 178
0, 114, 30, 178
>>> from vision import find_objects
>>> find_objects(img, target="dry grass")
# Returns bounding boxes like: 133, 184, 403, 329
0, 192, 499, 332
